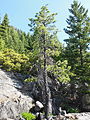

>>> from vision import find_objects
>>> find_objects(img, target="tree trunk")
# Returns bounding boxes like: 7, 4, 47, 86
43, 34, 52, 119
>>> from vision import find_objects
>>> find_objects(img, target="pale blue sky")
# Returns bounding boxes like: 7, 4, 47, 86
0, 0, 90, 43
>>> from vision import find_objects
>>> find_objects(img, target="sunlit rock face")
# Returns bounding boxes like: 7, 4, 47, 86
0, 69, 33, 120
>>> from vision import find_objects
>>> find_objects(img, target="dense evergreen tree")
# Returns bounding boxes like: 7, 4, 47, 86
0, 14, 9, 45
19, 31, 30, 53
1, 13, 9, 26
28, 6, 57, 117
0, 14, 31, 53
29, 5, 71, 118
64, 0, 90, 67
0, 37, 5, 50
64, 0, 90, 106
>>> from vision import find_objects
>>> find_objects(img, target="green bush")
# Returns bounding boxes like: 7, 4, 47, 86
21, 112, 36, 120
0, 49, 31, 72
63, 104, 80, 113
67, 107, 79, 113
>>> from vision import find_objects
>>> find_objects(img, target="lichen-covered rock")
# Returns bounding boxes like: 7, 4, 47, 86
0, 69, 34, 120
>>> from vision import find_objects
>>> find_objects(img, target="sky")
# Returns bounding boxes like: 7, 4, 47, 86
0, 0, 90, 43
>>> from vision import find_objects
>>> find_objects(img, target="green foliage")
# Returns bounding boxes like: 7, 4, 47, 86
64, 1, 90, 79
67, 107, 80, 113
24, 76, 37, 82
0, 14, 9, 47
64, 0, 90, 67
0, 38, 5, 50
64, 1, 90, 83
63, 104, 80, 113
21, 112, 36, 120
0, 13, 32, 54
0, 49, 30, 72
28, 5, 64, 77
7, 27, 25, 53
0, 2, 89, 113
28, 5, 59, 54
47, 60, 73, 83
64, 0, 90, 105
0, 24, 8, 43
28, 5, 63, 117
1, 13, 9, 26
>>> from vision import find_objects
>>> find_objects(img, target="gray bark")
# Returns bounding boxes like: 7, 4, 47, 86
43, 33, 52, 119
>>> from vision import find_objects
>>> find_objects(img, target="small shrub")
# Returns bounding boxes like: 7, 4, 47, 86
63, 104, 80, 113
21, 112, 36, 120
67, 107, 79, 113
0, 49, 30, 72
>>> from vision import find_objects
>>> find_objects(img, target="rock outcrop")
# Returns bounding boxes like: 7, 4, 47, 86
0, 69, 33, 120
71, 112, 90, 120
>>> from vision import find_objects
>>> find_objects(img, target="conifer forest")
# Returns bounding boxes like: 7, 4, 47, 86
0, 0, 90, 120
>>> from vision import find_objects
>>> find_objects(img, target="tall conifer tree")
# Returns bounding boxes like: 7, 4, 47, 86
28, 5, 58, 117
64, 0, 90, 103
29, 5, 72, 118
0, 13, 9, 47
64, 0, 90, 67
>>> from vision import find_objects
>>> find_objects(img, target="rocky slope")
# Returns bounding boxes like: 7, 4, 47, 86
0, 69, 33, 120
71, 112, 90, 120
0, 69, 90, 120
